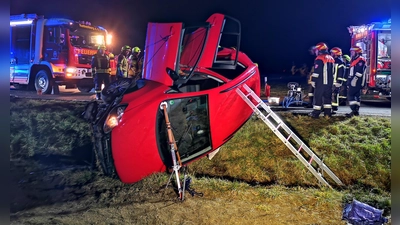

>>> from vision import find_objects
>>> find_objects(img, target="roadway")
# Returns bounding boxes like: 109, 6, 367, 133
10, 86, 391, 117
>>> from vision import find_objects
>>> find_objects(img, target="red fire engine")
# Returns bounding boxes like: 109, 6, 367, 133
347, 19, 391, 100
10, 14, 115, 94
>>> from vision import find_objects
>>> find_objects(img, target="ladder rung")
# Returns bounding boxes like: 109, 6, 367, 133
286, 133, 293, 141
297, 144, 303, 152
309, 155, 314, 164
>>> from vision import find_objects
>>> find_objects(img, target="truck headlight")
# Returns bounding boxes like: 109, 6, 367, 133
103, 104, 128, 133
66, 67, 77, 73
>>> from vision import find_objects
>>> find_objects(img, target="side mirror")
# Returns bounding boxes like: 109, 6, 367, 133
166, 67, 179, 81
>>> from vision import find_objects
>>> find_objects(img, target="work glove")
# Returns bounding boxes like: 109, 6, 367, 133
333, 82, 341, 88
310, 82, 315, 88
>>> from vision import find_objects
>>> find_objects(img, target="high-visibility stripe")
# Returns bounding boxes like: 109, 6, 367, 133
349, 101, 358, 105
312, 73, 319, 78
323, 63, 328, 85
96, 69, 109, 73
355, 72, 363, 77
308, 93, 314, 97
323, 104, 332, 108
313, 105, 322, 110
333, 64, 338, 83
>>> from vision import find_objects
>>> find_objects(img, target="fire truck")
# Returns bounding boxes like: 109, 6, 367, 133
10, 14, 115, 94
347, 19, 391, 100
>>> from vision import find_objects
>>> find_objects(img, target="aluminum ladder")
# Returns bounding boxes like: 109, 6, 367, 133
236, 84, 343, 189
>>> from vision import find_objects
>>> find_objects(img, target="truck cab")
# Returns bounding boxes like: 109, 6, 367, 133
10, 14, 114, 93
348, 19, 391, 100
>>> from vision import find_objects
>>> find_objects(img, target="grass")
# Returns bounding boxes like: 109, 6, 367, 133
10, 96, 391, 224
10, 97, 92, 159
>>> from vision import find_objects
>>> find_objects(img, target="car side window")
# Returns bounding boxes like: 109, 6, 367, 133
156, 95, 212, 165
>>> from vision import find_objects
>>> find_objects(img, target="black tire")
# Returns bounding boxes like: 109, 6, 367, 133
34, 70, 53, 94
77, 85, 93, 93
101, 78, 134, 104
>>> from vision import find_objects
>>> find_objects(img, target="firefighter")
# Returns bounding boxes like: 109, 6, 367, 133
330, 47, 346, 113
91, 45, 111, 100
308, 42, 335, 118
346, 46, 366, 117
339, 54, 351, 105
116, 45, 131, 80
129, 46, 143, 80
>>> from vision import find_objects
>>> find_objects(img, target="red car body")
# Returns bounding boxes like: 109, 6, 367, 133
103, 13, 260, 183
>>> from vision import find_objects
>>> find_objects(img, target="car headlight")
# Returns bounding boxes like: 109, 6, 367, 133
103, 104, 128, 133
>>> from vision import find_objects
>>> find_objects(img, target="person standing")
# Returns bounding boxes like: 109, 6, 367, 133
116, 45, 131, 80
91, 45, 111, 100
330, 47, 346, 113
346, 46, 367, 117
309, 42, 335, 118
338, 54, 351, 105
129, 46, 143, 80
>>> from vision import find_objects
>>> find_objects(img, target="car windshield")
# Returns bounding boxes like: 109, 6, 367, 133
69, 27, 105, 49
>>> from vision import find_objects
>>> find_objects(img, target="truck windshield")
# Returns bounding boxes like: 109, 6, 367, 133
377, 31, 391, 59
69, 27, 105, 49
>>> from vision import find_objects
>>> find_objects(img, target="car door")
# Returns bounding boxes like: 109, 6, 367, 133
142, 22, 183, 86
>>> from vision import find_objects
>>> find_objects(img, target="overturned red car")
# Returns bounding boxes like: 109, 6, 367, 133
84, 13, 260, 184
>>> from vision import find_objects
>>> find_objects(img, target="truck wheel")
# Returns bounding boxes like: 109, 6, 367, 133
34, 70, 53, 94
101, 78, 135, 104
77, 85, 93, 93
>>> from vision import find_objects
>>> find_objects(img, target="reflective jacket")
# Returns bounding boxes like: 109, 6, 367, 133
91, 53, 110, 74
347, 56, 366, 88
311, 53, 335, 86
117, 54, 129, 77
333, 57, 346, 84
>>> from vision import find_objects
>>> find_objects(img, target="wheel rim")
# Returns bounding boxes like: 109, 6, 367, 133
37, 74, 48, 90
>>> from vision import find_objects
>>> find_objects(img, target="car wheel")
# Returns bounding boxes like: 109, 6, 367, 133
34, 70, 53, 94
101, 78, 135, 104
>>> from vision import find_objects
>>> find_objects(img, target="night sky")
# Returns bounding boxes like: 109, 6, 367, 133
10, 0, 391, 74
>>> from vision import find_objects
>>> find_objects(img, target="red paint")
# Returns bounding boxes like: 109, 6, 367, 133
110, 14, 260, 184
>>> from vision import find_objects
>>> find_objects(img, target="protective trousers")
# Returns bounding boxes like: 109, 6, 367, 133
332, 87, 340, 111
312, 84, 332, 117
347, 87, 361, 116
94, 73, 110, 99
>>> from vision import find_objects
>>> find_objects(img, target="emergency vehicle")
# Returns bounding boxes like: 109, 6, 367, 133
10, 14, 114, 94
347, 19, 391, 100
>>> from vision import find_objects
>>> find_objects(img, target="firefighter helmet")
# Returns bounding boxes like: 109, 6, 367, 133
330, 47, 342, 56
98, 45, 106, 50
314, 42, 328, 51
350, 46, 363, 54
121, 45, 131, 51
343, 54, 351, 62
133, 46, 141, 53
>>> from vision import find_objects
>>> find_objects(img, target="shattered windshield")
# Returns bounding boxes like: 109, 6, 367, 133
69, 27, 105, 49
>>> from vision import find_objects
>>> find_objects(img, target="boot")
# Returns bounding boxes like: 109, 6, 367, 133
324, 108, 332, 118
308, 110, 320, 119
346, 105, 359, 117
